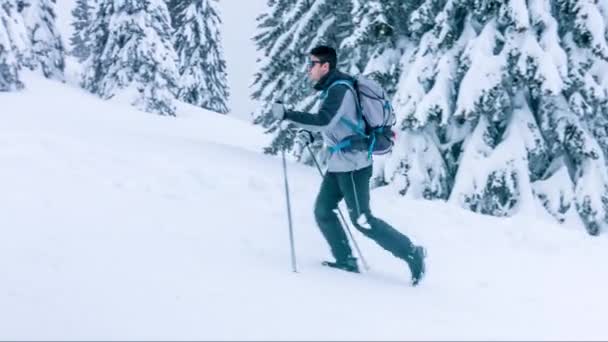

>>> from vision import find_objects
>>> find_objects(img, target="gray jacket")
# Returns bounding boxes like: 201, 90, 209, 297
284, 70, 372, 173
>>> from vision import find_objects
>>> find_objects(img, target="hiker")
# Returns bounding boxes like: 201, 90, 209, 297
271, 45, 426, 286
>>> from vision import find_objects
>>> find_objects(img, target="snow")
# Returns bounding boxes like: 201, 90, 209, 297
505, 0, 530, 31
517, 32, 564, 94
287, 0, 327, 52
392, 35, 433, 126
529, 0, 569, 82
456, 19, 507, 119
414, 51, 456, 126
576, 0, 608, 57
385, 129, 449, 199
305, 16, 335, 53
1, 0, 28, 54
532, 158, 577, 223
4, 0, 608, 339
53, 0, 76, 48
1, 72, 608, 340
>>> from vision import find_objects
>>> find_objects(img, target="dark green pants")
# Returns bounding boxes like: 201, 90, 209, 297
314, 165, 415, 262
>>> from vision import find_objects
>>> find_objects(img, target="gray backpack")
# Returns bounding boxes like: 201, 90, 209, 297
325, 75, 396, 157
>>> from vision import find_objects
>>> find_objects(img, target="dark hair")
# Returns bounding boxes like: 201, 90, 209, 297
310, 45, 337, 70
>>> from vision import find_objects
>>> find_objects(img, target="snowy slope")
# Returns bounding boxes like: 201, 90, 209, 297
1, 75, 608, 340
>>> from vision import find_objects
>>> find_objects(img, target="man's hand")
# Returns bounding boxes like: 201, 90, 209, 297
296, 129, 314, 145
271, 102, 285, 121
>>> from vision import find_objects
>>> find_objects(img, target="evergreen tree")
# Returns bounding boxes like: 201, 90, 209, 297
250, 0, 608, 234
82, 0, 179, 116
0, 0, 27, 91
251, 0, 357, 156
169, 0, 230, 114
341, 0, 418, 94
70, 0, 94, 62
384, 0, 608, 235
18, 0, 65, 80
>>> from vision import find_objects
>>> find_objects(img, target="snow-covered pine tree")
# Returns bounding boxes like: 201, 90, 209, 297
169, 0, 230, 114
0, 0, 28, 91
385, 0, 473, 201
384, 0, 608, 235
82, 0, 179, 116
251, 0, 357, 156
70, 0, 94, 62
18, 0, 64, 80
341, 0, 419, 94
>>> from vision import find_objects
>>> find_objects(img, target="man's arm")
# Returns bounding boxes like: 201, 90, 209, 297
284, 85, 349, 131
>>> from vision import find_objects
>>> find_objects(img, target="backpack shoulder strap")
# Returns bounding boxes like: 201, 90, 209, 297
328, 80, 355, 92
326, 80, 359, 106
323, 79, 364, 126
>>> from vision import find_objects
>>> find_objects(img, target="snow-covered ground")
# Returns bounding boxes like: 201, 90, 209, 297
1, 74, 608, 340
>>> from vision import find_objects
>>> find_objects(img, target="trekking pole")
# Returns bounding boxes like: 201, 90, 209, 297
281, 132, 298, 273
305, 143, 370, 271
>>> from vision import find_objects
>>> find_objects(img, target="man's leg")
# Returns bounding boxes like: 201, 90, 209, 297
314, 172, 354, 263
337, 166, 425, 284
336, 166, 414, 258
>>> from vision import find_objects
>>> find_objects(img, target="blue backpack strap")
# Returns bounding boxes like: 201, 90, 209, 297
338, 116, 366, 135
320, 80, 356, 101
327, 80, 362, 115
328, 139, 352, 155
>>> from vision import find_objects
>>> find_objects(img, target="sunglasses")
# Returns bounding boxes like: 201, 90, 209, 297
307, 60, 325, 68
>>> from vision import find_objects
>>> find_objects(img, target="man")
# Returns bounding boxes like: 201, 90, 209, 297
272, 45, 426, 286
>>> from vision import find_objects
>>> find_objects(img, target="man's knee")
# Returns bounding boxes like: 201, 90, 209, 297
314, 200, 336, 222
349, 210, 373, 231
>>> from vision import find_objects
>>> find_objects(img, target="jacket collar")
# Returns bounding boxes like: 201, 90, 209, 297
314, 69, 342, 91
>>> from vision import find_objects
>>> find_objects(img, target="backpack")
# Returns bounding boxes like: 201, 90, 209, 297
325, 75, 396, 157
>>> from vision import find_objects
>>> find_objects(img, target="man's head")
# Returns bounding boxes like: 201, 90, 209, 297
308, 45, 337, 82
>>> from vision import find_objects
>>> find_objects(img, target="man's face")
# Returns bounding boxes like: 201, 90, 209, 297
307, 55, 330, 82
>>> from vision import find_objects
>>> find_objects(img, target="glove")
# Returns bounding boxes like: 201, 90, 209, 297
271, 102, 285, 121
296, 129, 314, 145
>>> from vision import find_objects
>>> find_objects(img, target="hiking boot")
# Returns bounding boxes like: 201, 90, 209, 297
406, 246, 426, 286
322, 256, 360, 273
